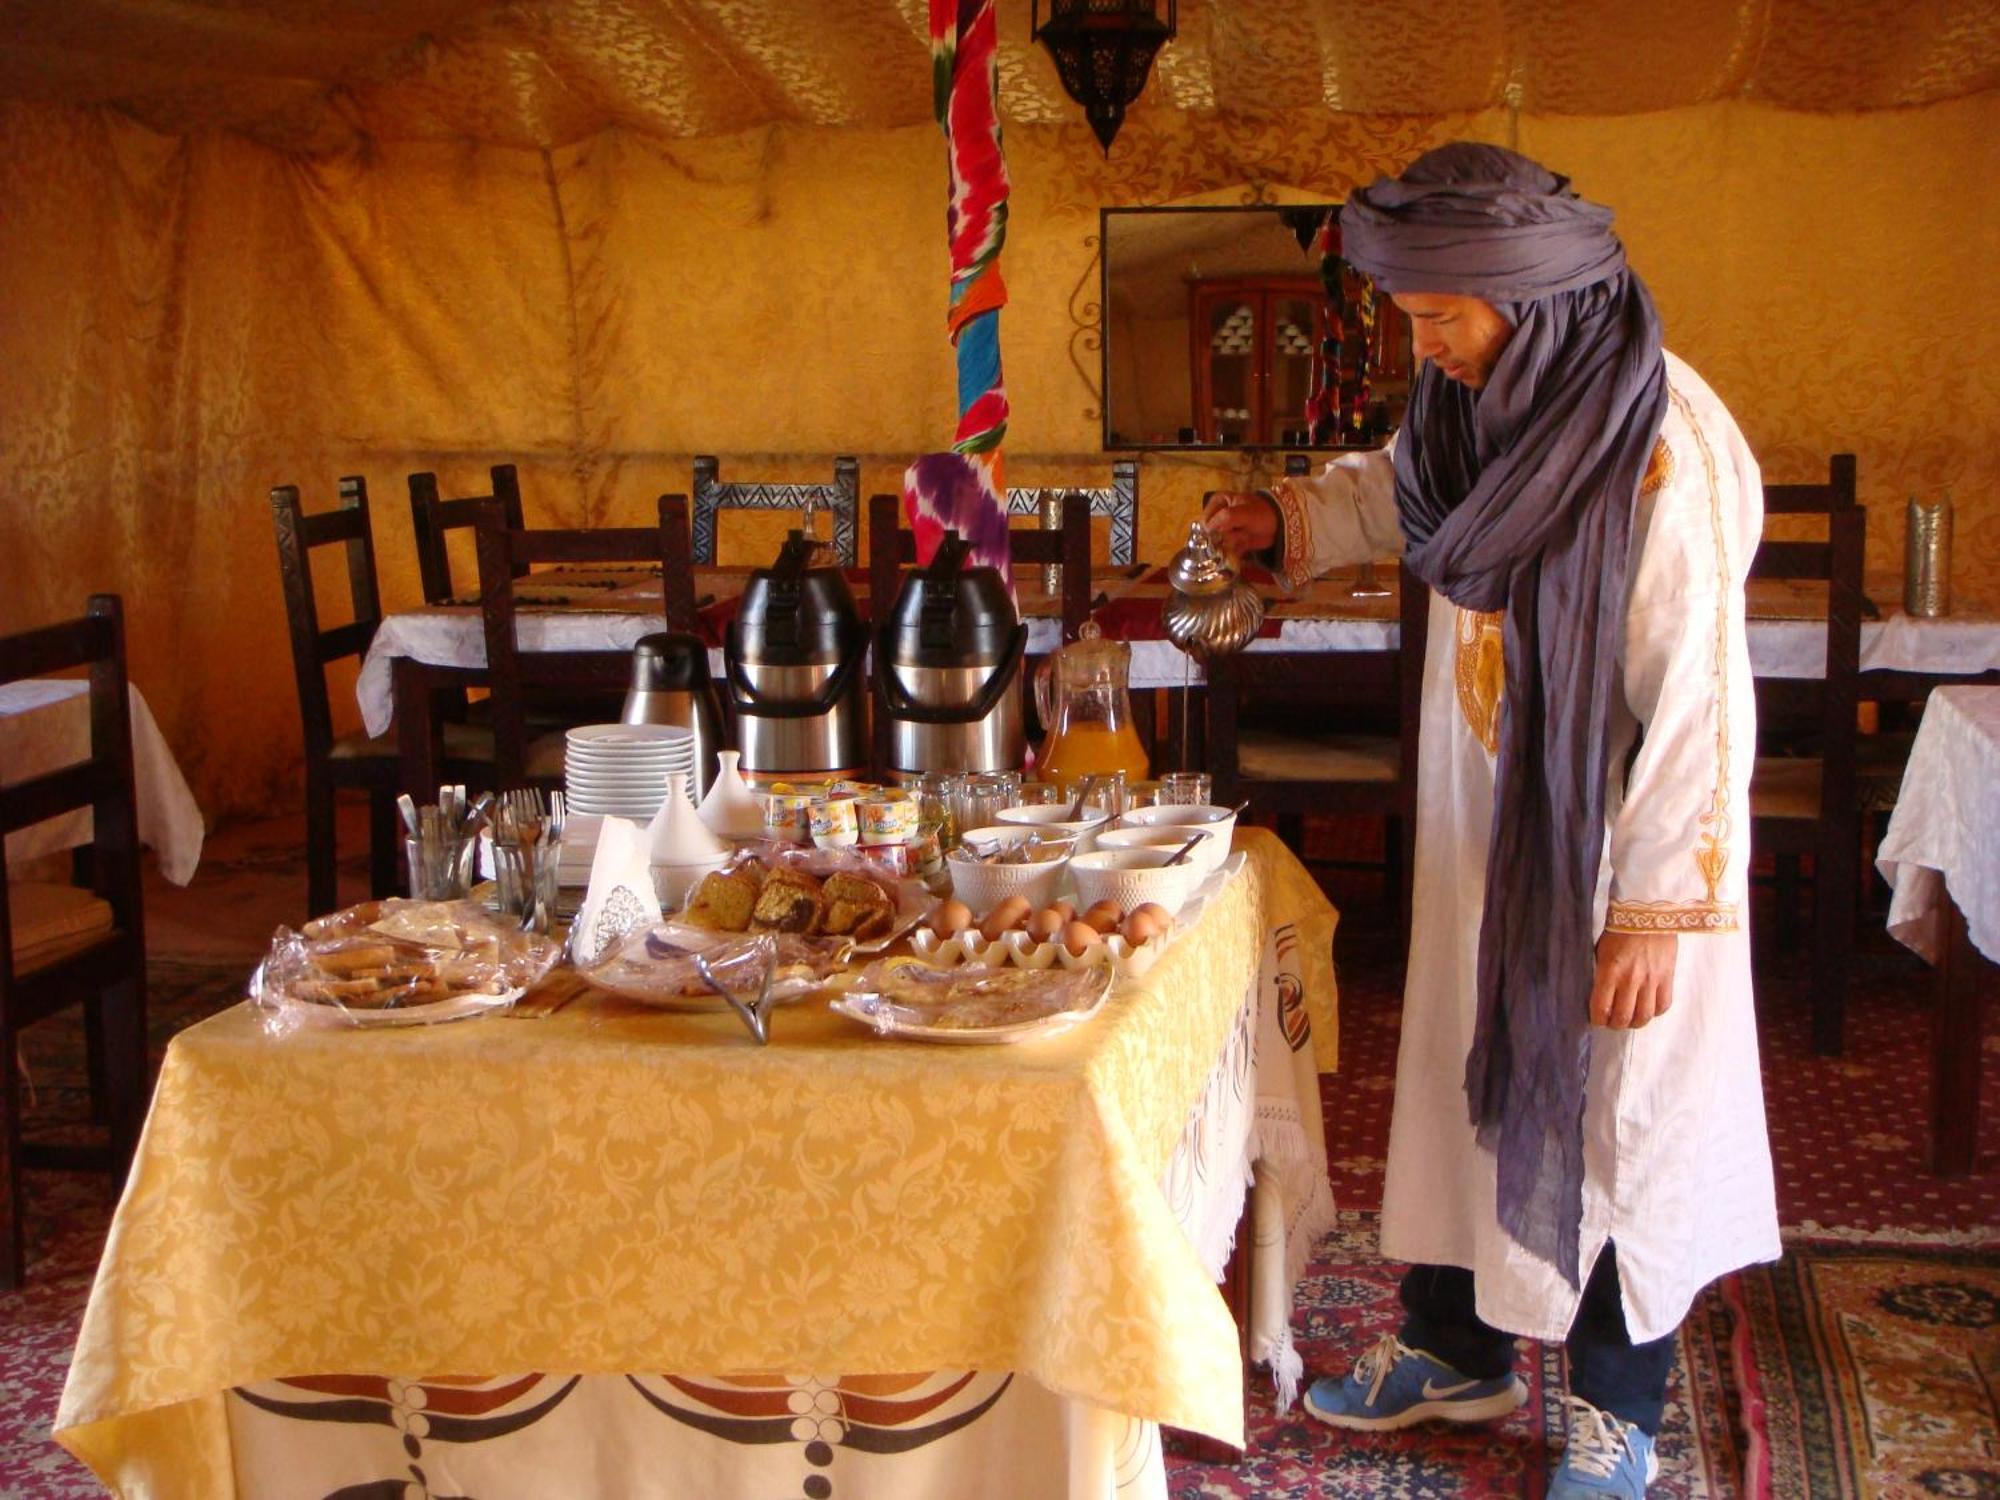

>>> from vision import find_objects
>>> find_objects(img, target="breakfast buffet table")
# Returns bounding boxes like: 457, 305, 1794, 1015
56, 830, 1338, 1498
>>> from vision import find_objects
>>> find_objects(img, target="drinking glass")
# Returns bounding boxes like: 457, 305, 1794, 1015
1158, 772, 1212, 807
493, 841, 559, 932
913, 772, 965, 849
1070, 770, 1127, 820
405, 834, 477, 901
955, 771, 1022, 834
1014, 781, 1064, 807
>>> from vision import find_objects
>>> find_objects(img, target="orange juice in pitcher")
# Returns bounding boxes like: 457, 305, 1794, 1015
1035, 623, 1150, 794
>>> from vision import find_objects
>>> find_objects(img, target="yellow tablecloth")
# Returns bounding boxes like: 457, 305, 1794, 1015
57, 830, 1336, 1495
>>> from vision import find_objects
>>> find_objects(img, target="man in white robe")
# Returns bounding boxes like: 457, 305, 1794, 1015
1205, 146, 1778, 1498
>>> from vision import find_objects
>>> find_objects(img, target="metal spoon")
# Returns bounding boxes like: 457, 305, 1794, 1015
1065, 774, 1102, 821
1164, 832, 1207, 867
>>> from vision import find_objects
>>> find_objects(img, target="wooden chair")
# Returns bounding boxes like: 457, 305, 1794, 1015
692, 456, 860, 566
866, 490, 1092, 776
1006, 460, 1141, 565
475, 494, 698, 788
0, 595, 148, 1288
1204, 561, 1430, 934
272, 477, 492, 916
408, 465, 527, 604
1749, 454, 1863, 1056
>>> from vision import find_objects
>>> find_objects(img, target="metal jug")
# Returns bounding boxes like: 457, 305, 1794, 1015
725, 532, 870, 780
876, 530, 1027, 778
621, 631, 725, 799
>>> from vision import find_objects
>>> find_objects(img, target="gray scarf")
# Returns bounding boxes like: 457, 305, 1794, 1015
1340, 144, 1668, 1289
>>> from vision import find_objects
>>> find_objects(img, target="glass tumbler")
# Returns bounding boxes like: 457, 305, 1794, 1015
956, 771, 1023, 834
405, 834, 477, 901
1158, 772, 1213, 807
913, 772, 965, 850
493, 841, 559, 932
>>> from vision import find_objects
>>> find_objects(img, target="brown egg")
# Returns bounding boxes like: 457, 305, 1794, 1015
1025, 908, 1065, 943
1047, 899, 1076, 924
980, 894, 1034, 941
929, 899, 973, 937
1082, 900, 1123, 934
1131, 902, 1172, 930
1061, 920, 1101, 956
1122, 908, 1166, 946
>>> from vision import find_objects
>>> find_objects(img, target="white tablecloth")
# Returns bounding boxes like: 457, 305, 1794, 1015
0, 679, 204, 885
357, 603, 2000, 736
1878, 685, 2000, 964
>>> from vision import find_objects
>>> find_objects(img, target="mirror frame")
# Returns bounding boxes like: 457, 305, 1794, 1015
1097, 203, 1408, 455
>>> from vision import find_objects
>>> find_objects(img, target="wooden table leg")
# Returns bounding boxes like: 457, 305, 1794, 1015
1933, 895, 1989, 1175
393, 656, 443, 803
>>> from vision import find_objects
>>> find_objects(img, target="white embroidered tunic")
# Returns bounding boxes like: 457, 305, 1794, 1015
1270, 350, 1780, 1342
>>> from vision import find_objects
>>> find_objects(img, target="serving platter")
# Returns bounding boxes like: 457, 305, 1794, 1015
829, 958, 1115, 1045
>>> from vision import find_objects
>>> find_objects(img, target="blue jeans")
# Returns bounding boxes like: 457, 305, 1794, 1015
1397, 1242, 1676, 1435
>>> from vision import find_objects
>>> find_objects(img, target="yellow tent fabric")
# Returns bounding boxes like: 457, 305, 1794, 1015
4, 0, 1994, 150
2, 4, 1996, 821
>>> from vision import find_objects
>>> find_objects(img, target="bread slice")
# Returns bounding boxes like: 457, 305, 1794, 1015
749, 867, 823, 934
684, 862, 764, 931
819, 871, 896, 943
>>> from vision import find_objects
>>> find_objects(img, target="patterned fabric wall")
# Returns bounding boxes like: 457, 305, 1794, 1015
1, 92, 1995, 817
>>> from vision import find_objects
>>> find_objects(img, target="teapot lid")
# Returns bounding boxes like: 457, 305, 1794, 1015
1167, 520, 1242, 598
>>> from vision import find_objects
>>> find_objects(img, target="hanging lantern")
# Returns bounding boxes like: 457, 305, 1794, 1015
1030, 0, 1177, 153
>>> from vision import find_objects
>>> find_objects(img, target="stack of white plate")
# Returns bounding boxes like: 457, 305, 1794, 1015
564, 724, 696, 820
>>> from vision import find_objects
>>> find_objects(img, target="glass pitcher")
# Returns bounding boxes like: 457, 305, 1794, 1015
1035, 622, 1151, 794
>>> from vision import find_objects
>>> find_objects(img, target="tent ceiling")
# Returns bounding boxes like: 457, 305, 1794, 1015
2, 0, 1994, 152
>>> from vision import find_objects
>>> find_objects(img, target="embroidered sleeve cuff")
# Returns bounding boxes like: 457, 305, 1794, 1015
1269, 479, 1315, 593
1604, 899, 1739, 935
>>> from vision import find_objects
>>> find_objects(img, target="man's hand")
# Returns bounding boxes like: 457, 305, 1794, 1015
1589, 931, 1677, 1029
1202, 490, 1279, 557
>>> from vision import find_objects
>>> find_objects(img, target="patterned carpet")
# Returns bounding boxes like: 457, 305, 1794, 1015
3, 829, 1996, 1496
1726, 1241, 2000, 1500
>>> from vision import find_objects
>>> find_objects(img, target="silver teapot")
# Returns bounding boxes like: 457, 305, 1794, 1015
1163, 521, 1265, 661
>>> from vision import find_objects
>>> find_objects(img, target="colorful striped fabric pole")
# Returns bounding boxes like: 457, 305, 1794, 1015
902, 0, 1014, 590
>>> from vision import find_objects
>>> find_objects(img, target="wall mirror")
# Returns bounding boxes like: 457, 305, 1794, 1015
1100, 205, 1413, 452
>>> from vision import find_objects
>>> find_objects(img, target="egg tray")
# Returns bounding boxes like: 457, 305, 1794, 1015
912, 850, 1246, 982
907, 924, 1169, 980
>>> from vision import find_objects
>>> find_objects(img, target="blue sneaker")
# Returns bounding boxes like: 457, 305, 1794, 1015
1302, 1332, 1527, 1431
1549, 1397, 1659, 1497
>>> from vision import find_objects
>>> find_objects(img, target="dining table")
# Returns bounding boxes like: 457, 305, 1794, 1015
56, 828, 1339, 1499
1876, 685, 2000, 1175
0, 678, 205, 885
356, 564, 2000, 799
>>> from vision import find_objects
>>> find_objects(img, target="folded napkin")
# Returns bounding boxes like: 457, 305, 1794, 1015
567, 817, 661, 966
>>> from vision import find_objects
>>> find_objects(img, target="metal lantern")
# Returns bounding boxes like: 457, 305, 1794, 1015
1163, 521, 1265, 661
1030, 0, 1177, 153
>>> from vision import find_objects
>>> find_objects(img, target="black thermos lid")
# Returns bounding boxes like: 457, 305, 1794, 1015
730, 531, 863, 666
630, 632, 713, 692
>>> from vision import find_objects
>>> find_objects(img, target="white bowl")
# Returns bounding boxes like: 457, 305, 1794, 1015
945, 831, 1073, 913
1069, 847, 1199, 918
652, 853, 730, 908
1095, 824, 1222, 874
1112, 804, 1236, 874
992, 803, 1112, 853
